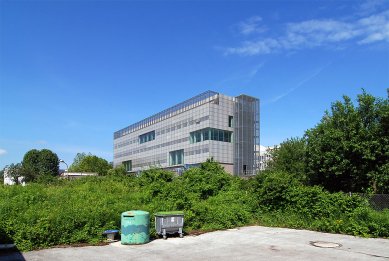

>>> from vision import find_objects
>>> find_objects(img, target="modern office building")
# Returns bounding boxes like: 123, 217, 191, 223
113, 91, 260, 176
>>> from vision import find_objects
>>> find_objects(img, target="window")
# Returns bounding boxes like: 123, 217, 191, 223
228, 116, 234, 127
169, 150, 184, 166
190, 128, 232, 143
139, 130, 155, 144
218, 130, 224, 141
225, 131, 232, 142
195, 131, 201, 143
203, 129, 209, 140
123, 160, 132, 172
211, 128, 217, 140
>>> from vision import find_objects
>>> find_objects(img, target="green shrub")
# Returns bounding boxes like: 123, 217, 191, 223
251, 170, 301, 210
345, 207, 389, 237
0, 177, 138, 250
181, 159, 232, 200
0, 165, 388, 252
250, 170, 389, 237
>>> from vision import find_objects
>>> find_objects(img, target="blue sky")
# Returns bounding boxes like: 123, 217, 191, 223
1, 0, 388, 169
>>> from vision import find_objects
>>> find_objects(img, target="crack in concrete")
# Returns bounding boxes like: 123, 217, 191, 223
335, 248, 389, 259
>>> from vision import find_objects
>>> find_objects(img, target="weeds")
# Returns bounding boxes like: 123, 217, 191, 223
0, 162, 388, 251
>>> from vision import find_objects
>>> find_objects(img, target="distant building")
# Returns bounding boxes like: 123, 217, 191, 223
3, 168, 25, 186
256, 145, 276, 171
113, 91, 260, 176
60, 172, 98, 180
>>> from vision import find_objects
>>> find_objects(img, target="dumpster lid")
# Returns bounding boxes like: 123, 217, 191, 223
155, 211, 184, 216
122, 210, 149, 216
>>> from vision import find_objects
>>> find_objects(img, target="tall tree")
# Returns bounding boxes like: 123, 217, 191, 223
69, 153, 112, 175
69, 153, 87, 169
269, 137, 307, 182
38, 149, 60, 177
22, 149, 41, 181
22, 149, 59, 181
305, 90, 389, 193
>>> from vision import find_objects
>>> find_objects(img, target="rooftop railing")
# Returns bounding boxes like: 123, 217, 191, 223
114, 90, 219, 139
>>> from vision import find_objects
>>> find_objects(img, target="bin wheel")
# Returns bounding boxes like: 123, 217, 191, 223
179, 233, 183, 238
163, 235, 167, 240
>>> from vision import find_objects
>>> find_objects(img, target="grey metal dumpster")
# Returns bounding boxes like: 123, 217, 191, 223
155, 211, 184, 239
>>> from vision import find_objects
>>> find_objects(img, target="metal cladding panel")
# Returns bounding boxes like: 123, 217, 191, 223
233, 95, 260, 176
113, 94, 215, 169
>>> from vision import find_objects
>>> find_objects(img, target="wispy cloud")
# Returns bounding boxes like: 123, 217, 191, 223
225, 9, 389, 56
53, 144, 112, 159
0, 139, 111, 160
36, 140, 48, 145
357, 0, 387, 16
215, 62, 265, 87
0, 149, 7, 156
0, 139, 50, 147
237, 16, 267, 35
266, 62, 331, 104
248, 62, 266, 78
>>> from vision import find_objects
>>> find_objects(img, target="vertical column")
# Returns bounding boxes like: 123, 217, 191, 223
233, 95, 259, 176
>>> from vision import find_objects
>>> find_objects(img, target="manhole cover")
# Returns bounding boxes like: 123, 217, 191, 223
310, 241, 342, 248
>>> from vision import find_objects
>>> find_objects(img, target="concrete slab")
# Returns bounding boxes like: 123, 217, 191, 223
3, 226, 389, 261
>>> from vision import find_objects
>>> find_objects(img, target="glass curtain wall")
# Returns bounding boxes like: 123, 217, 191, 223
190, 128, 232, 143
169, 149, 184, 166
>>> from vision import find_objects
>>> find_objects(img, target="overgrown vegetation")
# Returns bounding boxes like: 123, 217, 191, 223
270, 90, 389, 193
1, 161, 388, 251
68, 153, 112, 175
268, 137, 307, 182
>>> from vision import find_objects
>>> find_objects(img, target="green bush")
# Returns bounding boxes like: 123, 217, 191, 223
180, 159, 232, 200
0, 164, 388, 252
0, 162, 248, 251
0, 177, 137, 250
250, 170, 389, 237
251, 170, 301, 210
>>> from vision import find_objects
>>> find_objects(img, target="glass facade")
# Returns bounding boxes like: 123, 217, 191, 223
123, 160, 132, 172
139, 130, 155, 144
169, 149, 184, 166
190, 128, 232, 143
228, 115, 234, 127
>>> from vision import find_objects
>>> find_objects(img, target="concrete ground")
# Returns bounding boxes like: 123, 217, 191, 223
2, 226, 389, 261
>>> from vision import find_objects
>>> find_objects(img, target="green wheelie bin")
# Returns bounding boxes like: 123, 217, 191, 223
121, 210, 150, 244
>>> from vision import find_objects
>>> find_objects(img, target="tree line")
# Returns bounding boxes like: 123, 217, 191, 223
2, 150, 116, 184
269, 89, 389, 193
